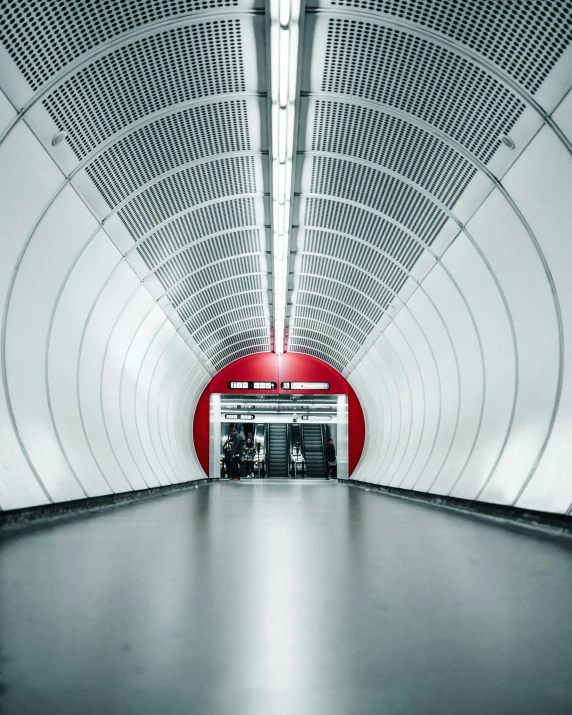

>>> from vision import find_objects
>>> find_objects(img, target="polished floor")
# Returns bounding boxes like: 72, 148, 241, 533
1, 480, 572, 715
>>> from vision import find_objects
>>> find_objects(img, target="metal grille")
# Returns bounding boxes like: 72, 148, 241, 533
116, 156, 256, 238
0, 0, 238, 91
212, 335, 271, 370
193, 304, 267, 344
43, 20, 245, 160
311, 100, 475, 207
295, 291, 374, 336
304, 198, 425, 270
286, 340, 348, 374
328, 0, 572, 94
151, 230, 261, 289
322, 18, 525, 163
174, 271, 270, 362
136, 198, 258, 267
86, 100, 251, 207
182, 289, 267, 333
310, 156, 447, 237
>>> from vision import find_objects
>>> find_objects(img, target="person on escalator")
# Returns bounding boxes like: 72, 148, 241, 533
325, 439, 337, 480
242, 437, 256, 479
230, 427, 244, 481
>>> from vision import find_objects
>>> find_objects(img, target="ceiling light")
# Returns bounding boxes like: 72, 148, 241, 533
270, 0, 300, 356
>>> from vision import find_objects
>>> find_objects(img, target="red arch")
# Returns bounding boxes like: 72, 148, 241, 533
193, 353, 365, 476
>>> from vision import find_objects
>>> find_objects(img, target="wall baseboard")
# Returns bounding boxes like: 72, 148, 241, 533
340, 479, 572, 536
0, 479, 214, 532
5, 477, 571, 537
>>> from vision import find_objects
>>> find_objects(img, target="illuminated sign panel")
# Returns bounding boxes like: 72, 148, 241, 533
301, 415, 332, 421
281, 382, 330, 390
228, 381, 277, 390
224, 414, 256, 420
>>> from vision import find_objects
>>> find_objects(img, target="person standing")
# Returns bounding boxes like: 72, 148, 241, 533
242, 437, 256, 478
223, 438, 233, 478
325, 438, 337, 480
230, 427, 244, 481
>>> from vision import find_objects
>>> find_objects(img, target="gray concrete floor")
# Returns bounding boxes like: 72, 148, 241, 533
1, 480, 572, 715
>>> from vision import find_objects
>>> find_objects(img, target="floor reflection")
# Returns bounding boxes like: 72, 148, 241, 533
1, 483, 572, 714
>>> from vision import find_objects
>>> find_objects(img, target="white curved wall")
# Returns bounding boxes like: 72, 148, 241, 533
1, 4, 572, 521
0, 110, 210, 511
350, 90, 572, 515
3, 95, 572, 516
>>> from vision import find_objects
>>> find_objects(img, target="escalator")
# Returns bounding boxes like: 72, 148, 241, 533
267, 423, 289, 477
302, 424, 326, 478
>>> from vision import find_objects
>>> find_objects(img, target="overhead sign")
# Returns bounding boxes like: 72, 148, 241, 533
228, 381, 277, 390
281, 381, 330, 390
224, 414, 256, 420
301, 414, 332, 421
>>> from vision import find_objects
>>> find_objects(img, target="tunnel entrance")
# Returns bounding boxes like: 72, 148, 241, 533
217, 394, 341, 479
192, 353, 365, 479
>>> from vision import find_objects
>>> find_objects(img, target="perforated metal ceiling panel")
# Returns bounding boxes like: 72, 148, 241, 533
287, 0, 572, 372
327, 0, 572, 95
1, 0, 572, 375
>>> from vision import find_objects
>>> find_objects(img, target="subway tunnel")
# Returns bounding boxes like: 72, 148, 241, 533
1, 1, 572, 712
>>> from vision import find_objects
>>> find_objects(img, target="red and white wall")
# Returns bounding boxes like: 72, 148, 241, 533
193, 352, 365, 476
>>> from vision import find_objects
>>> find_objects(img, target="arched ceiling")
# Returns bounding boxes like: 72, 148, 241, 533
1, 0, 572, 374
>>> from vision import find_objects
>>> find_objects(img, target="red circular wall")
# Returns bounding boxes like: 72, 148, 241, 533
193, 352, 365, 476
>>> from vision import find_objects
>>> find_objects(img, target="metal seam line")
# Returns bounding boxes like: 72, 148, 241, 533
393, 298, 442, 490
179, 372, 208, 471
384, 321, 427, 489
163, 352, 202, 479
368, 341, 404, 479
144, 326, 202, 484
97, 274, 263, 483
132, 315, 176, 486
1, 178, 70, 504
44, 222, 116, 496
155, 345, 190, 482
359, 351, 394, 475
146, 335, 188, 483
371, 323, 417, 484
117, 303, 170, 487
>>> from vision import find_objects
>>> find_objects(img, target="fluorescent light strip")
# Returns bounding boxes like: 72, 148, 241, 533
270, 0, 299, 356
